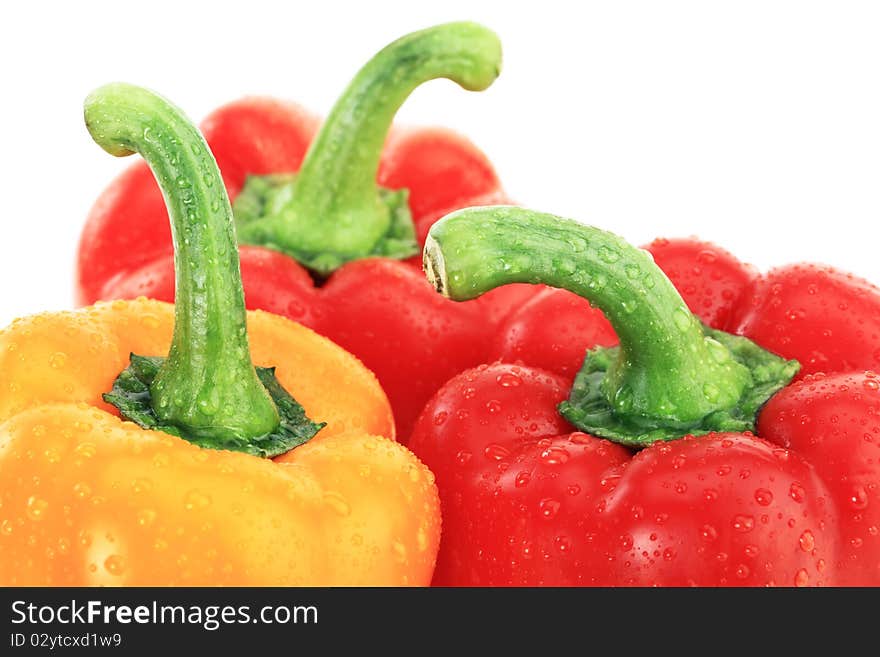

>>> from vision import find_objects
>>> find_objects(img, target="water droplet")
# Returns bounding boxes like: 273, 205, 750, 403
794, 568, 810, 587
735, 564, 750, 579
72, 482, 91, 499
496, 372, 522, 388
754, 488, 774, 506
589, 273, 608, 290
696, 249, 717, 264
49, 352, 67, 369
26, 497, 48, 521
514, 471, 531, 488
598, 246, 620, 263
392, 541, 408, 564
137, 509, 157, 527
789, 482, 806, 503
184, 490, 211, 511
540, 447, 570, 465
455, 450, 472, 466
141, 313, 161, 329
416, 527, 429, 553
323, 492, 351, 517
485, 400, 502, 414
732, 514, 755, 532
484, 443, 510, 461
432, 411, 448, 426
799, 530, 815, 552
131, 478, 153, 495
613, 385, 635, 413
197, 391, 220, 416
539, 498, 561, 520
625, 264, 641, 280
74, 443, 97, 458
850, 486, 869, 510
703, 383, 720, 402
673, 307, 692, 332
706, 339, 731, 364
104, 554, 126, 576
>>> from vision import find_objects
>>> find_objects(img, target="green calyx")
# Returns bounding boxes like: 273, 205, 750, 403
85, 82, 324, 456
235, 21, 502, 276
104, 356, 324, 458
424, 206, 799, 448
559, 327, 799, 446
234, 174, 416, 274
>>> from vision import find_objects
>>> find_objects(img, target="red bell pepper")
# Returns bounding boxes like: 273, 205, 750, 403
410, 206, 880, 586
75, 22, 534, 439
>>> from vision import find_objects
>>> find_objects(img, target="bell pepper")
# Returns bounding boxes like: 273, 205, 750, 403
75, 22, 535, 440
0, 83, 440, 586
410, 206, 880, 586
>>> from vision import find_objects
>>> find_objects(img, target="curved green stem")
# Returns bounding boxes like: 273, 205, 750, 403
85, 83, 279, 441
425, 207, 799, 446
236, 22, 502, 274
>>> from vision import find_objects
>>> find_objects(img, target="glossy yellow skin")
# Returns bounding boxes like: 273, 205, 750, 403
0, 299, 440, 585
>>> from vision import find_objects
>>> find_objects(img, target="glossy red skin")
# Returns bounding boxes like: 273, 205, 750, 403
102, 245, 323, 328
407, 363, 582, 584
491, 238, 754, 380
759, 371, 880, 585
76, 97, 540, 441
645, 237, 757, 330
593, 433, 837, 586
731, 264, 880, 376
315, 259, 496, 439
410, 362, 841, 586
491, 288, 617, 381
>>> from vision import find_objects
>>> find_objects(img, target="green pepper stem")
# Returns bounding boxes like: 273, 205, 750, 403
85, 83, 279, 440
236, 22, 502, 272
425, 206, 755, 427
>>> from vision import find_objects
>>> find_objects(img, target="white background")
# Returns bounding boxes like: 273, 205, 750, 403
2, 0, 880, 326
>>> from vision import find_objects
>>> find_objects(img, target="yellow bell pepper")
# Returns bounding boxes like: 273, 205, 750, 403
0, 84, 440, 586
